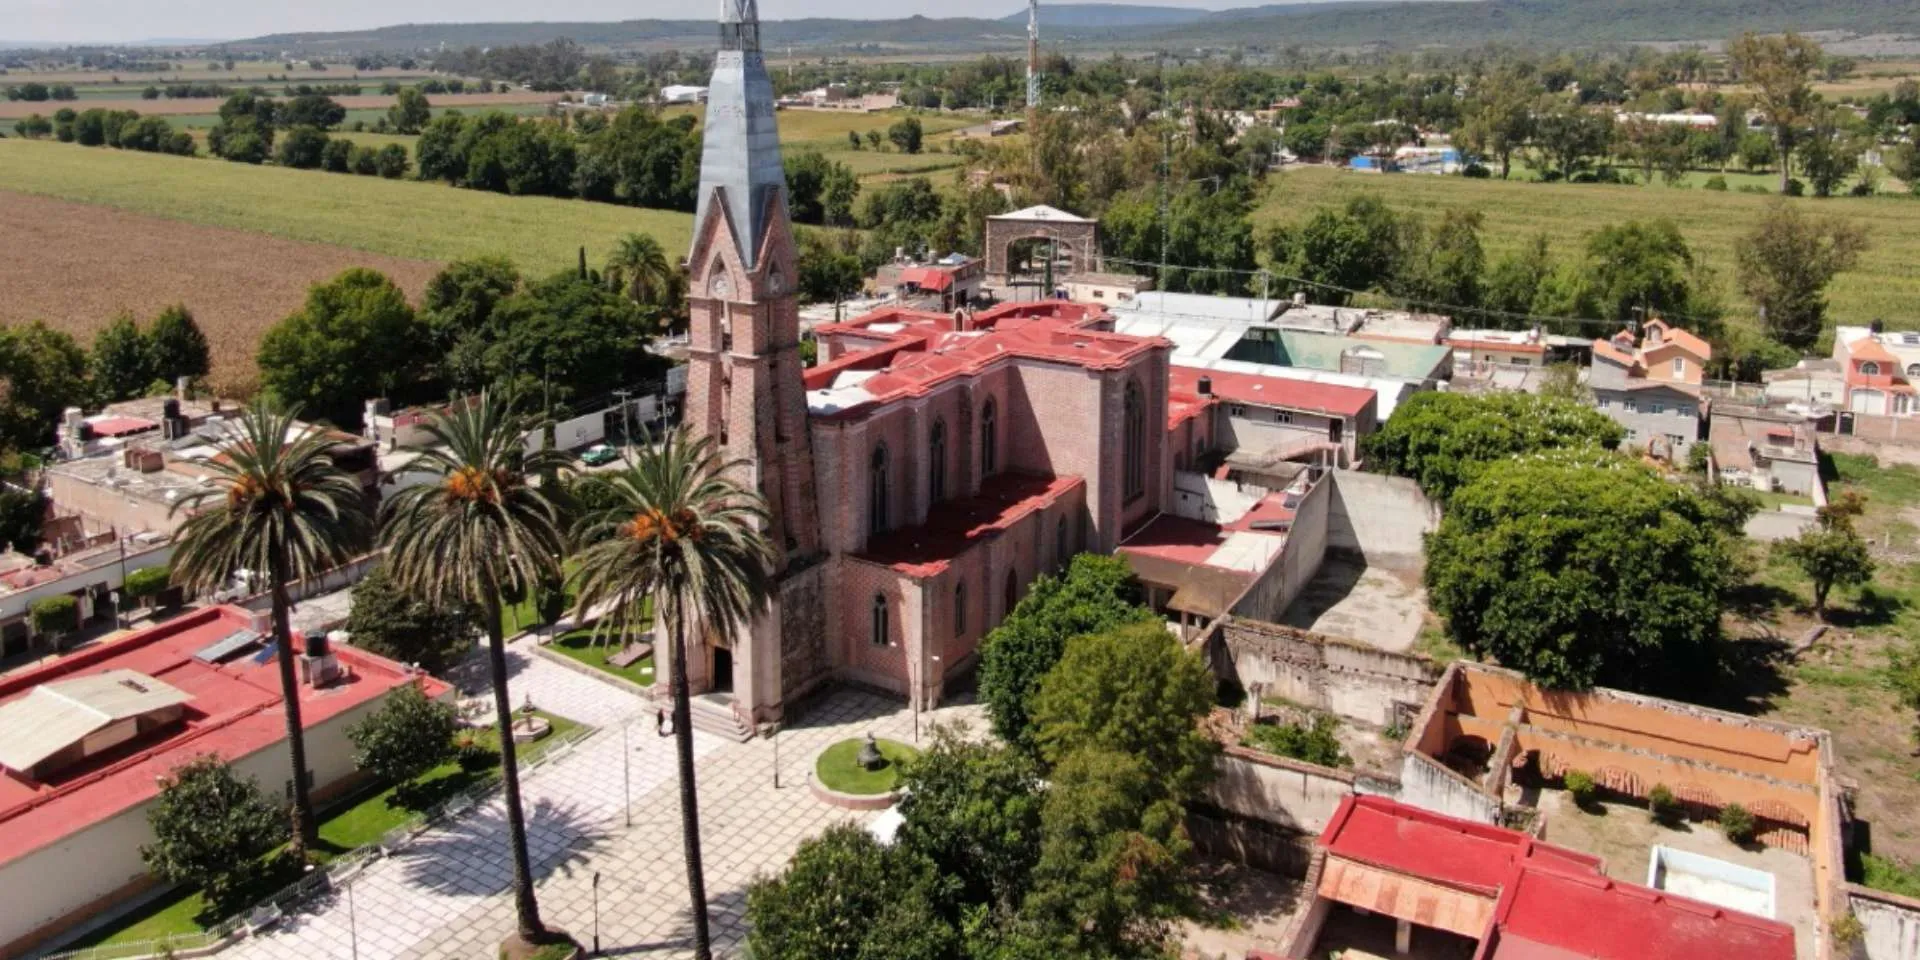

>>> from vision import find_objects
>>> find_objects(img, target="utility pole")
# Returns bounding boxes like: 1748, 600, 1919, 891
1026, 0, 1040, 121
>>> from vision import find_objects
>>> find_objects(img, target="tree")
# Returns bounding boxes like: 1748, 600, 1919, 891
1396, 207, 1485, 312
478, 271, 665, 408
379, 392, 572, 947
1362, 391, 1624, 502
1735, 201, 1869, 350
895, 727, 1045, 919
12, 113, 51, 139
1584, 219, 1698, 324
124, 564, 172, 602
567, 429, 775, 960
280, 94, 345, 130
1018, 747, 1196, 956
1426, 450, 1741, 694
1481, 232, 1554, 322
141, 757, 288, 908
91, 312, 156, 403
348, 682, 460, 788
275, 125, 329, 169
785, 151, 859, 226
1776, 500, 1874, 621
745, 824, 958, 960
350, 144, 378, 175
1460, 67, 1537, 179
0, 321, 91, 454
1030, 621, 1219, 801
344, 562, 479, 674
978, 554, 1156, 753
257, 268, 427, 428
1259, 194, 1407, 306
796, 230, 865, 305
421, 256, 522, 386
388, 87, 432, 134
888, 115, 924, 154
375, 143, 411, 179
1530, 98, 1613, 181
147, 305, 212, 384
1728, 31, 1823, 193
171, 405, 372, 859
0, 483, 46, 555
604, 232, 680, 315
30, 594, 78, 643
320, 137, 353, 172
1797, 102, 1863, 198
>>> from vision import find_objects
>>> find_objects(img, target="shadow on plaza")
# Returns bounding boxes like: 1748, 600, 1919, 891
595, 884, 751, 958
387, 795, 607, 897
776, 685, 979, 736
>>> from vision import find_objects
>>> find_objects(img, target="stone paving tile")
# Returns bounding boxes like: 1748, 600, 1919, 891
224, 639, 984, 960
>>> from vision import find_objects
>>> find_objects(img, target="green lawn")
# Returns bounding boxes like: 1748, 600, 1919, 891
548, 617, 657, 687
1747, 488, 1815, 511
1259, 165, 1920, 336
0, 138, 690, 276
68, 710, 587, 950
815, 737, 918, 795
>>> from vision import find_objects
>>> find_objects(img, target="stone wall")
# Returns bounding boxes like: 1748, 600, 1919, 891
1216, 619, 1440, 729
1397, 751, 1501, 824
1324, 470, 1437, 563
1187, 804, 1318, 877
1206, 747, 1355, 836
1851, 886, 1920, 960
1226, 474, 1330, 622
778, 561, 831, 704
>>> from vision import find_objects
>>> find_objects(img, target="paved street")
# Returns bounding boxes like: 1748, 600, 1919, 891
226, 635, 984, 960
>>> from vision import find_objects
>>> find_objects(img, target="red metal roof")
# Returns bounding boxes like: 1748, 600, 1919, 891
856, 472, 1083, 578
0, 606, 445, 866
898, 266, 955, 292
1320, 797, 1796, 960
1167, 365, 1374, 419
1482, 859, 1796, 960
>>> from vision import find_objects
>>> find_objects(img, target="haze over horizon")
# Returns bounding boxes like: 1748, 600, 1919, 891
1, 0, 1368, 46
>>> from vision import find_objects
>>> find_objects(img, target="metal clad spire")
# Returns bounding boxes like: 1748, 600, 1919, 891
695, 0, 784, 267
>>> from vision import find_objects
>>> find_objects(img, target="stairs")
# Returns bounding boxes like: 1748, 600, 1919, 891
687, 692, 755, 742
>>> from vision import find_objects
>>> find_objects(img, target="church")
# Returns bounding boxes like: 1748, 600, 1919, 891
670, 0, 1243, 732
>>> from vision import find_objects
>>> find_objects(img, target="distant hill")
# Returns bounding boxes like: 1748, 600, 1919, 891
996, 4, 1214, 29
236, 0, 1920, 54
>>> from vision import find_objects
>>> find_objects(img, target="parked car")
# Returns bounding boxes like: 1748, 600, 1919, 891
580, 443, 618, 466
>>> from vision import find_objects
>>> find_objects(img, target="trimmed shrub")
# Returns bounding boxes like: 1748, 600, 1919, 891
1564, 769, 1598, 807
1648, 784, 1681, 824
124, 565, 172, 600
31, 594, 78, 638
1720, 802, 1757, 844
1703, 175, 1729, 191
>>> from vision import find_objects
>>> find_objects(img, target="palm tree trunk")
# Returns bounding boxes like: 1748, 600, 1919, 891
485, 598, 546, 943
670, 612, 713, 960
268, 546, 316, 859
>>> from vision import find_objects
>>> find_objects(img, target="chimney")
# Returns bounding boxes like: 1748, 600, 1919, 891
1292, 291, 1306, 307
175, 376, 190, 402
1198, 376, 1213, 396
1871, 318, 1886, 334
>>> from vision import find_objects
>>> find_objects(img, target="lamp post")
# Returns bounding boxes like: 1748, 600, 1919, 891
622, 720, 631, 828
591, 871, 602, 956
346, 878, 360, 960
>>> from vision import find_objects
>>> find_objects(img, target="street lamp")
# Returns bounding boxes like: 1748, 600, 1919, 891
622, 721, 632, 828
346, 878, 360, 960
591, 871, 602, 957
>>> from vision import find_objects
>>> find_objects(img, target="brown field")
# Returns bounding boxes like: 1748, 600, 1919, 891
0, 192, 441, 395
0, 90, 561, 120
4, 66, 429, 84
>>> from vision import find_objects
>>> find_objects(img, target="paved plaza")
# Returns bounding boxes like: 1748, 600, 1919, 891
225, 636, 986, 960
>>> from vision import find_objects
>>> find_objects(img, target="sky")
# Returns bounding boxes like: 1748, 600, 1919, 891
1, 0, 1309, 45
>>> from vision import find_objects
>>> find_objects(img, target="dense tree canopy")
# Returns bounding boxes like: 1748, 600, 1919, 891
1426, 450, 1747, 693
345, 562, 479, 675
1361, 391, 1625, 501
257, 268, 428, 427
978, 554, 1157, 752
141, 757, 288, 908
1736, 202, 1869, 350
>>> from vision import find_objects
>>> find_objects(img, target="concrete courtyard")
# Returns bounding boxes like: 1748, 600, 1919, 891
223, 634, 986, 960
1277, 555, 1427, 652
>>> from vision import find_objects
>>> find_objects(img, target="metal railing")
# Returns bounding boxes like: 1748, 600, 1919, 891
38, 721, 597, 960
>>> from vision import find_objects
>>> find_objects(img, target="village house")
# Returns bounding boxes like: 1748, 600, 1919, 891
1588, 320, 1710, 460
1832, 325, 1920, 416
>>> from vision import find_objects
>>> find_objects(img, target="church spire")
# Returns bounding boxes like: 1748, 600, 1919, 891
695, 0, 785, 269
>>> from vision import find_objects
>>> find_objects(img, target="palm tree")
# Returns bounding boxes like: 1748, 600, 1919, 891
171, 403, 372, 860
569, 428, 774, 960
604, 232, 684, 326
378, 392, 571, 945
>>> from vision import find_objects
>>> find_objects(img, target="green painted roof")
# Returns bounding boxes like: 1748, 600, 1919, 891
1224, 329, 1450, 380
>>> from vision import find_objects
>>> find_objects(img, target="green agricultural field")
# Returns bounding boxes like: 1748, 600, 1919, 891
0, 138, 690, 276
1259, 165, 1920, 332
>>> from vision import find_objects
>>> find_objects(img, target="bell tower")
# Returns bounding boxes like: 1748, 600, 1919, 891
682, 0, 826, 721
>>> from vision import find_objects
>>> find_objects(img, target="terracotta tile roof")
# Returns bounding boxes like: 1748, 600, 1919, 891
855, 472, 1083, 578
1591, 338, 1640, 370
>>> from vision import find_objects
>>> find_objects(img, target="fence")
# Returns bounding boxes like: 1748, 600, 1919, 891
38, 721, 597, 960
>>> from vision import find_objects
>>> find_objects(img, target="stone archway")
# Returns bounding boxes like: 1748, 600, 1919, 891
984, 205, 1100, 284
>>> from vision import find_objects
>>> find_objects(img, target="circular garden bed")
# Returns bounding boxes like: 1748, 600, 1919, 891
811, 737, 918, 809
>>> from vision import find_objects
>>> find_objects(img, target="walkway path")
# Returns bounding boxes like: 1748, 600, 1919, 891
227, 635, 984, 960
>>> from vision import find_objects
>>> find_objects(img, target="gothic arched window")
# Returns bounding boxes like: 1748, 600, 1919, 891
981, 398, 999, 476
1124, 380, 1147, 500
869, 443, 890, 535
871, 594, 889, 648
929, 418, 947, 504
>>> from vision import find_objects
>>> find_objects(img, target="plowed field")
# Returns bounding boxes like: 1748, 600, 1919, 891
0, 192, 441, 395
